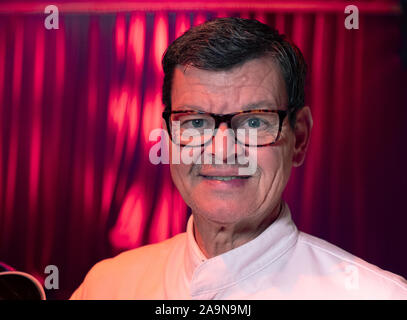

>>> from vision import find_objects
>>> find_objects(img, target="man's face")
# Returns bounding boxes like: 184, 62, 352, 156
168, 57, 299, 225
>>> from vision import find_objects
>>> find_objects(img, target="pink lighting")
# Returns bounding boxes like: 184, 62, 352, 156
175, 13, 190, 39
115, 14, 126, 62
110, 182, 149, 249
153, 13, 168, 73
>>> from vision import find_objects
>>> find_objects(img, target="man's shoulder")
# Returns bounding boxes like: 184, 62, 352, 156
70, 232, 187, 299
91, 232, 186, 275
296, 232, 407, 298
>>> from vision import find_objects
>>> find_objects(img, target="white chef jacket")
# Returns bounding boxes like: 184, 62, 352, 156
70, 202, 407, 299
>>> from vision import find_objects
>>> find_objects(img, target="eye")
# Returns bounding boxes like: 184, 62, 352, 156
190, 119, 205, 128
246, 118, 263, 128
180, 117, 210, 130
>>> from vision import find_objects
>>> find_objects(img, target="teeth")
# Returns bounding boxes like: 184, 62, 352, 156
202, 176, 249, 181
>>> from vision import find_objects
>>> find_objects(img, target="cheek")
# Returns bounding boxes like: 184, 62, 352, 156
257, 143, 293, 196
169, 143, 189, 187
169, 150, 198, 202
257, 151, 281, 190
170, 162, 190, 190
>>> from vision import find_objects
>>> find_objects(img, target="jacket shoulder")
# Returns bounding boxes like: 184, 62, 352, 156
297, 232, 407, 299
70, 232, 186, 299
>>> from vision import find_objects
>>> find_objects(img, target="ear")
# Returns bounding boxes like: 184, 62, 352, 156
292, 106, 313, 167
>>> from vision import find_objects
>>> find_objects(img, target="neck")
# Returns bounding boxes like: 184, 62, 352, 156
192, 200, 283, 258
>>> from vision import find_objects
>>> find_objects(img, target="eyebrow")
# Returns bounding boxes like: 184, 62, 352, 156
241, 101, 277, 111
174, 101, 277, 112
173, 105, 206, 112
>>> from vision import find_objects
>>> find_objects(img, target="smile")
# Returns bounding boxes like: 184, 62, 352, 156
199, 175, 251, 181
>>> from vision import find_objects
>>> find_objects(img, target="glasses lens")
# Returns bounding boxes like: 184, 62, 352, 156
170, 113, 215, 146
232, 111, 280, 146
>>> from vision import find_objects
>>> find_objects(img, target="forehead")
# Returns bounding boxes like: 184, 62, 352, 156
171, 56, 288, 113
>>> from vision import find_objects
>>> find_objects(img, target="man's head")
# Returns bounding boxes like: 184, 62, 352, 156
161, 17, 312, 226
162, 17, 307, 127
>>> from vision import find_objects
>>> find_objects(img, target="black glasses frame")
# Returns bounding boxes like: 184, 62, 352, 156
162, 109, 288, 147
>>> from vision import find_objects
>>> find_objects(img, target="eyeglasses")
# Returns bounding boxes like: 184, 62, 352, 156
162, 109, 288, 147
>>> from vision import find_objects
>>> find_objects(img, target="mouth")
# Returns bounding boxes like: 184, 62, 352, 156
199, 175, 251, 181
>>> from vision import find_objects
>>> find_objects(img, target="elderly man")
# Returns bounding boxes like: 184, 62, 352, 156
71, 18, 407, 299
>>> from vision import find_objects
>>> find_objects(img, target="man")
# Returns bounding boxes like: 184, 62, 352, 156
71, 18, 407, 299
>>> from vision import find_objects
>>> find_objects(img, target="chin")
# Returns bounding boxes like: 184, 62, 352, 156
192, 199, 252, 224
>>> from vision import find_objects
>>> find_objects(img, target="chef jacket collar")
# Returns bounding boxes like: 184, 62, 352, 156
184, 201, 299, 297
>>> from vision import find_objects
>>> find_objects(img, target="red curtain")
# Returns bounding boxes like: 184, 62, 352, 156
0, 1, 406, 299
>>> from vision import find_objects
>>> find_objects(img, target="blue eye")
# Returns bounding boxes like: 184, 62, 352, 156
247, 118, 261, 128
191, 119, 205, 128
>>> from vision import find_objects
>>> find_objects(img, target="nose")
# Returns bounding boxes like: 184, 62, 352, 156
203, 123, 245, 164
